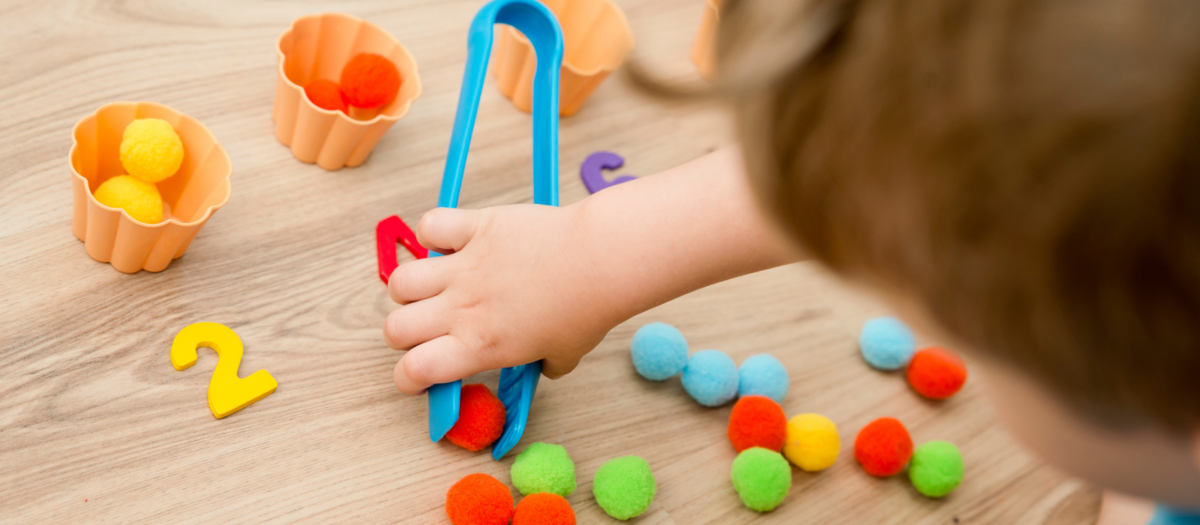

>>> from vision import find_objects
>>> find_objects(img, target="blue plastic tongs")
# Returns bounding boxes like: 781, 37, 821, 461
427, 0, 564, 460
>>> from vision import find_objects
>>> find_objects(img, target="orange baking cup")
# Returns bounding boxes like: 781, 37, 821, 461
273, 13, 422, 171
70, 102, 231, 274
691, 0, 720, 80
493, 0, 634, 116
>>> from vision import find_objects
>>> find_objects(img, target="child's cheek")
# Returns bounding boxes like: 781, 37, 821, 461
978, 359, 1200, 508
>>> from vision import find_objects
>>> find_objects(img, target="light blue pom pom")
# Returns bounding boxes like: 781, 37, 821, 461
859, 317, 916, 370
682, 350, 739, 407
631, 322, 689, 381
738, 354, 789, 404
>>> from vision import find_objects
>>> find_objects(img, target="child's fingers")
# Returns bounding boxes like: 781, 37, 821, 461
542, 355, 581, 380
393, 335, 494, 395
383, 299, 449, 350
388, 257, 451, 305
417, 208, 483, 254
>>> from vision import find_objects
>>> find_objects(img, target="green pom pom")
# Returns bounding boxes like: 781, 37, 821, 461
730, 447, 791, 512
909, 441, 964, 498
592, 456, 656, 520
511, 442, 577, 497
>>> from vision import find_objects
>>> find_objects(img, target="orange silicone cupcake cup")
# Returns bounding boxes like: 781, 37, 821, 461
691, 0, 720, 80
70, 102, 232, 274
492, 0, 634, 116
273, 13, 422, 171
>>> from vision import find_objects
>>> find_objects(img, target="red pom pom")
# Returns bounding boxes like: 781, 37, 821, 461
727, 395, 788, 452
907, 347, 968, 400
513, 493, 576, 525
853, 417, 913, 477
339, 53, 401, 109
445, 384, 507, 451
446, 473, 514, 525
303, 78, 347, 113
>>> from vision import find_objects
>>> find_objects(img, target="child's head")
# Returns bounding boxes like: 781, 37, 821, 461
715, 0, 1200, 505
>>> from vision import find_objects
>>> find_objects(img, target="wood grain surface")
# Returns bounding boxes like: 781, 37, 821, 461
0, 0, 1101, 523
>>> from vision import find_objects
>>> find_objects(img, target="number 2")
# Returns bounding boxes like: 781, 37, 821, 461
171, 322, 278, 419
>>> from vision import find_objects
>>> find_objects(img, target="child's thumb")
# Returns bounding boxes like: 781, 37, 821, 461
416, 208, 482, 255
393, 335, 493, 395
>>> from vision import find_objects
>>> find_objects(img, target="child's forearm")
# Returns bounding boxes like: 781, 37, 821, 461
571, 146, 801, 327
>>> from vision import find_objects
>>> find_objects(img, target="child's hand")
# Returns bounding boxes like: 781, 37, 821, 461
384, 147, 797, 395
385, 203, 620, 394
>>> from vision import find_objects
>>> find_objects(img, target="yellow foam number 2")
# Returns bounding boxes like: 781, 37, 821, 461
171, 322, 277, 419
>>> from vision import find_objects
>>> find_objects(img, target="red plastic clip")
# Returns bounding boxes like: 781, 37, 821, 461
376, 215, 428, 284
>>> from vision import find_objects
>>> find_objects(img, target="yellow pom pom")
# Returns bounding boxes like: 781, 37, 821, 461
783, 413, 840, 472
120, 118, 184, 183
93, 175, 163, 224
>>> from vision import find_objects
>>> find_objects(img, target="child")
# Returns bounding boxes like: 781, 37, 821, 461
384, 0, 1200, 522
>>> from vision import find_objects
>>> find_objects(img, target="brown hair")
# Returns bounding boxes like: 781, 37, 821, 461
710, 0, 1200, 429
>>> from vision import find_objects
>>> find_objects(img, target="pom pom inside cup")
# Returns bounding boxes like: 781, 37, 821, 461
273, 13, 422, 170
93, 175, 163, 225
340, 53, 401, 111
303, 79, 347, 113
70, 101, 231, 273
120, 118, 184, 183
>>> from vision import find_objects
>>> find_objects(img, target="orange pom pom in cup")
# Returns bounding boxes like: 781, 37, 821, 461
340, 53, 402, 120
70, 102, 231, 273
274, 13, 422, 170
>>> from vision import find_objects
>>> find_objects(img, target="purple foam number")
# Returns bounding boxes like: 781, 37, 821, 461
581, 151, 637, 194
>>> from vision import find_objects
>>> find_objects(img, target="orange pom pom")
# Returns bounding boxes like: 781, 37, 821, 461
339, 53, 401, 109
727, 395, 787, 452
303, 79, 347, 113
445, 384, 506, 452
445, 473, 513, 525
907, 347, 968, 400
853, 417, 913, 477
513, 493, 576, 525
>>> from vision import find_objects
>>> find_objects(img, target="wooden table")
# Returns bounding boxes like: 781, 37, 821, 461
0, 0, 1101, 523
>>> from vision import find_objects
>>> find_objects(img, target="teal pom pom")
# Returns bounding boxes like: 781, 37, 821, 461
631, 322, 688, 381
682, 350, 739, 407
738, 354, 789, 404
859, 317, 916, 371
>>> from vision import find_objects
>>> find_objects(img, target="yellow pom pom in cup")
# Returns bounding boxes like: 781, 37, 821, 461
783, 413, 841, 472
70, 102, 231, 273
120, 118, 184, 183
93, 175, 163, 224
